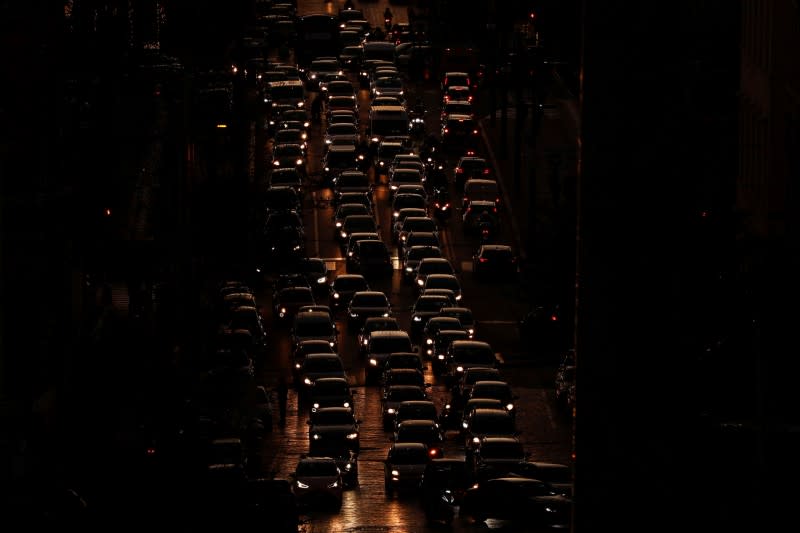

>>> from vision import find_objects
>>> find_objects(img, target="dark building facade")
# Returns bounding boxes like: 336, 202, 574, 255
574, 1, 799, 531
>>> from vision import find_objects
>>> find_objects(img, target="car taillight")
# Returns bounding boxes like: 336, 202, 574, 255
479, 257, 488, 263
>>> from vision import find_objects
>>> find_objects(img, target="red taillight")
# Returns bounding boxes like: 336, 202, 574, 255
434, 202, 440, 208
551, 314, 558, 321
146, 447, 157, 456
456, 168, 463, 173
472, 129, 479, 135
495, 197, 501, 204
479, 257, 488, 263
483, 169, 490, 174
429, 448, 438, 456
443, 128, 449, 133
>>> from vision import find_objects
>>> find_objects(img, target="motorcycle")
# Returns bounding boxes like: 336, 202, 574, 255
478, 216, 496, 243
432, 187, 452, 223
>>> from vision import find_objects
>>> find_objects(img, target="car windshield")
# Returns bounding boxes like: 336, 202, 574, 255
453, 346, 495, 364
364, 319, 399, 333
419, 261, 453, 275
471, 415, 515, 434
352, 294, 388, 307
334, 277, 368, 291
371, 337, 411, 354
414, 297, 448, 313
472, 384, 512, 400
312, 380, 349, 395
425, 277, 459, 291
295, 321, 334, 337
386, 371, 423, 386
390, 447, 429, 464
387, 355, 422, 369
481, 442, 525, 459
465, 370, 502, 385
387, 387, 427, 402
328, 123, 358, 135
296, 460, 339, 477
397, 404, 436, 421
313, 410, 355, 425
337, 204, 369, 218
304, 357, 343, 372
279, 288, 314, 303
396, 427, 439, 443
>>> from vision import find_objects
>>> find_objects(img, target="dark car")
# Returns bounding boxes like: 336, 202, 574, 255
421, 316, 463, 358
264, 185, 302, 216
441, 114, 480, 151
431, 329, 470, 376
409, 294, 452, 340
328, 273, 370, 312
384, 442, 430, 496
505, 461, 574, 497
393, 419, 445, 459
462, 408, 518, 456
338, 214, 378, 244
346, 290, 392, 329
297, 353, 347, 393
381, 384, 429, 428
419, 458, 471, 525
262, 225, 306, 265
292, 339, 336, 384
460, 477, 572, 527
333, 203, 372, 235
455, 367, 505, 405
470, 436, 528, 481
307, 376, 355, 413
357, 316, 401, 355
392, 399, 439, 433
346, 239, 392, 276
472, 244, 518, 280
402, 245, 443, 282
273, 286, 316, 324
454, 155, 491, 189
322, 144, 359, 185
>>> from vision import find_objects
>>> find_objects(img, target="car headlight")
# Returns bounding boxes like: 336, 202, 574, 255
506, 403, 514, 411
295, 362, 301, 368
472, 437, 480, 444
304, 377, 312, 385
317, 276, 326, 284
312, 433, 321, 440
344, 463, 352, 470
468, 328, 475, 335
362, 338, 369, 345
296, 159, 304, 166
386, 408, 395, 414
391, 470, 399, 477
426, 338, 433, 345
296, 480, 309, 488
333, 292, 340, 299
341, 231, 348, 239
369, 358, 378, 366
343, 402, 350, 408
350, 312, 358, 318
417, 279, 424, 286
437, 354, 445, 360
405, 267, 413, 272
413, 316, 422, 322
327, 480, 339, 488
329, 341, 336, 347
346, 432, 358, 439
456, 366, 464, 372
313, 403, 320, 409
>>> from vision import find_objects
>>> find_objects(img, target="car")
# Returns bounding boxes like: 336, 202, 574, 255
344, 232, 381, 267
370, 75, 405, 101
388, 168, 424, 196
441, 71, 471, 94
462, 408, 518, 456
332, 169, 372, 203
468, 380, 519, 420
440, 99, 474, 121
336, 191, 374, 213
413, 258, 456, 291
393, 419, 445, 459
382, 351, 425, 377
357, 316, 401, 354
505, 461, 574, 497
333, 203, 371, 234
381, 368, 427, 396
445, 340, 498, 383
243, 478, 300, 530
374, 139, 410, 173
273, 127, 308, 152
339, 45, 364, 71
403, 231, 441, 252
396, 217, 438, 250
322, 144, 359, 185
391, 193, 428, 222
443, 84, 473, 104
461, 200, 499, 235
409, 294, 452, 340
269, 143, 307, 174
384, 442, 430, 497
419, 459, 471, 524
264, 185, 302, 216
470, 436, 529, 481
327, 108, 359, 127
303, 58, 343, 89
454, 155, 491, 189
290, 456, 343, 510
459, 477, 572, 527
346, 290, 392, 329
441, 114, 479, 151
297, 353, 347, 393
273, 286, 316, 324
308, 407, 361, 454
307, 376, 355, 413
294, 257, 329, 295
455, 367, 505, 405
328, 273, 370, 312
323, 79, 356, 101
292, 339, 336, 384
431, 329, 470, 376
290, 310, 338, 353
381, 384, 429, 428
326, 95, 359, 118
438, 397, 503, 432
392, 400, 439, 433
420, 274, 462, 303
347, 239, 392, 276
439, 306, 476, 338
402, 245, 443, 281
421, 316, 463, 358
392, 207, 429, 243
262, 225, 306, 265
338, 214, 378, 244
394, 185, 428, 205
365, 330, 413, 383
324, 122, 360, 152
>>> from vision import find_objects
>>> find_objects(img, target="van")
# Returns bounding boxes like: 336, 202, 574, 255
462, 179, 500, 210
366, 330, 413, 383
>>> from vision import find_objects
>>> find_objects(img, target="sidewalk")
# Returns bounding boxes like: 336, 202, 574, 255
478, 71, 580, 300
